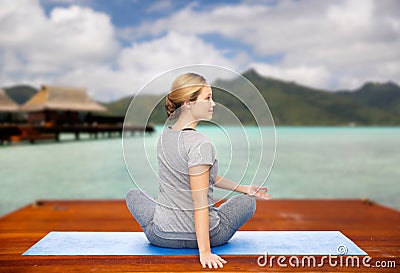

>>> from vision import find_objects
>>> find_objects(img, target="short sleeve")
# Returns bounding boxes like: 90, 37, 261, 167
188, 140, 216, 168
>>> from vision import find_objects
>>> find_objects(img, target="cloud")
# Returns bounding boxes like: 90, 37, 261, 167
130, 0, 400, 90
0, 1, 245, 101
146, 0, 173, 13
0, 0, 118, 82
1, 0, 399, 101
13, 29, 239, 101
117, 31, 235, 72
40, 0, 91, 4
70, 31, 238, 100
250, 63, 331, 89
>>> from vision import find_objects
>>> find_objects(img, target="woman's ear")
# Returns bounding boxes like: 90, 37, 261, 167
183, 101, 191, 110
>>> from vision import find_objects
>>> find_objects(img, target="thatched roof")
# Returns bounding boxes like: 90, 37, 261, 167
20, 85, 106, 112
0, 89, 19, 112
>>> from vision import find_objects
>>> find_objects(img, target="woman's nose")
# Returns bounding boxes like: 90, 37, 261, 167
211, 99, 216, 107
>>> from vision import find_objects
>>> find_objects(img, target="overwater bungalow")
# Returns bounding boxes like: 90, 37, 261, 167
20, 85, 106, 125
1, 85, 153, 144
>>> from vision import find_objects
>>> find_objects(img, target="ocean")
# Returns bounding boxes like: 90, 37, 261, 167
1, 126, 399, 216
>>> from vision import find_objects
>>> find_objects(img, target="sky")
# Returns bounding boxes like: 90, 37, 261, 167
0, 0, 399, 101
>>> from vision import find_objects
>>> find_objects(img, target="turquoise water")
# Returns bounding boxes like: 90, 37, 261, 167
1, 126, 399, 216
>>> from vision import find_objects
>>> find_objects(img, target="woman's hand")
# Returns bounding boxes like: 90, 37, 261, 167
200, 251, 227, 269
242, 185, 272, 200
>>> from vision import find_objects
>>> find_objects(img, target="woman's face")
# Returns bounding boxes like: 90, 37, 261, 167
190, 85, 215, 121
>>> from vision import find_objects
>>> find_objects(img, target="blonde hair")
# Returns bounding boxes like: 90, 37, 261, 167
165, 73, 207, 119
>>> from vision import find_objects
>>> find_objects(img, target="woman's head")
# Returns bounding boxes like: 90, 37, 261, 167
165, 73, 211, 119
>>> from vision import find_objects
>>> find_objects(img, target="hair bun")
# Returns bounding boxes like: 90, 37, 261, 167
165, 95, 177, 118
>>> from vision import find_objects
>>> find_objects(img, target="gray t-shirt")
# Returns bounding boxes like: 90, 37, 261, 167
153, 126, 220, 240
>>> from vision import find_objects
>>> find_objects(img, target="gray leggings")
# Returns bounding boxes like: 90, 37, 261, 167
126, 188, 256, 248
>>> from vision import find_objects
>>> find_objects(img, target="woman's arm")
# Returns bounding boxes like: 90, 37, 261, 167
214, 175, 272, 200
214, 175, 246, 193
189, 165, 227, 269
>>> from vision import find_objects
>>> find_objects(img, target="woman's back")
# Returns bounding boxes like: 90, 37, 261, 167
153, 126, 220, 239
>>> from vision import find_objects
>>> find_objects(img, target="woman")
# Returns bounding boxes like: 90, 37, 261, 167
126, 73, 271, 269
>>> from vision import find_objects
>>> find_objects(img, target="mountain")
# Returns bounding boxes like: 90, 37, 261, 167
337, 82, 400, 116
104, 69, 399, 126
239, 69, 399, 125
3, 71, 399, 125
99, 96, 133, 117
3, 85, 38, 104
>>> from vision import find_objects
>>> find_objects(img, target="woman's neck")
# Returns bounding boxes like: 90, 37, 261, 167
171, 117, 198, 131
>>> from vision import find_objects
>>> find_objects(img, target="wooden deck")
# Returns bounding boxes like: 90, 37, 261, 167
0, 199, 399, 272
0, 124, 154, 144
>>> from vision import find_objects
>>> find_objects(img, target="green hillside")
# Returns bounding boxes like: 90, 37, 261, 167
241, 69, 399, 125
337, 82, 400, 116
103, 69, 400, 126
3, 85, 37, 104
2, 70, 399, 126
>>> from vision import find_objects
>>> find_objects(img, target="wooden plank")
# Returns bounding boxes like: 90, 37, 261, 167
0, 124, 154, 145
0, 199, 399, 272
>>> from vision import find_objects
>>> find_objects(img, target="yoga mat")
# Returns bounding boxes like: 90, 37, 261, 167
23, 231, 367, 256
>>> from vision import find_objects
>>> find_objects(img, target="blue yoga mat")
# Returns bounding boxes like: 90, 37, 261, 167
23, 231, 367, 256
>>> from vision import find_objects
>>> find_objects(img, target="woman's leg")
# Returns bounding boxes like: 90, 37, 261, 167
125, 188, 156, 230
211, 194, 256, 247
126, 189, 195, 248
